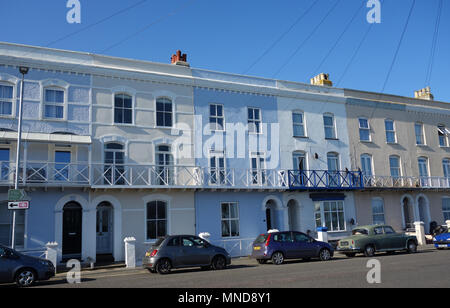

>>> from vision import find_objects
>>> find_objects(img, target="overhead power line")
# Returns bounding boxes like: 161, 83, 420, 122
46, 0, 149, 47
381, 0, 416, 93
424, 0, 443, 87
242, 0, 320, 75
311, 0, 365, 78
272, 0, 342, 78
97, 0, 195, 54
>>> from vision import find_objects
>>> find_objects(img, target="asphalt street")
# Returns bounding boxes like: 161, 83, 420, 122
2, 246, 449, 288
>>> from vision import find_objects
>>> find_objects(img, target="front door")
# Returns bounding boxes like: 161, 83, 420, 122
96, 203, 113, 255
62, 202, 82, 258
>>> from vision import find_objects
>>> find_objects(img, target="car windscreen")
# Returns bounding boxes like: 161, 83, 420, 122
352, 229, 369, 235
254, 234, 268, 244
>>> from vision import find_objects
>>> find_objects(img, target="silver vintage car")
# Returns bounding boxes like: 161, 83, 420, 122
143, 235, 231, 274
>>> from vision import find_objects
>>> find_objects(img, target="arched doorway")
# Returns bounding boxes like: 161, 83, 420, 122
96, 202, 114, 262
402, 197, 415, 230
287, 200, 300, 231
417, 196, 431, 234
265, 200, 279, 231
62, 202, 82, 260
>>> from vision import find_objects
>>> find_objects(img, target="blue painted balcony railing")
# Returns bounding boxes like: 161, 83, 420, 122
288, 170, 364, 190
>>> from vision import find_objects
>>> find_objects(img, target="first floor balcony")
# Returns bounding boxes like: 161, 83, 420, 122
1, 161, 450, 191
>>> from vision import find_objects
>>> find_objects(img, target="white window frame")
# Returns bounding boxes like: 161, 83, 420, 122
221, 202, 240, 238
443, 198, 450, 222
389, 155, 402, 179
155, 97, 174, 128
371, 197, 385, 225
248, 107, 262, 134
209, 149, 226, 185
385, 119, 397, 144
0, 83, 15, 117
209, 103, 225, 131
358, 117, 371, 142
323, 113, 337, 139
438, 125, 450, 147
145, 200, 168, 241
314, 200, 346, 232
0, 202, 25, 248
113, 93, 134, 125
43, 87, 67, 120
443, 159, 450, 178
360, 154, 373, 177
292, 111, 306, 137
250, 152, 266, 185
415, 122, 426, 146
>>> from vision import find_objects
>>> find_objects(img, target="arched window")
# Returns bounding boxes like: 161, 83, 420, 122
114, 93, 133, 124
146, 200, 167, 240
156, 97, 173, 127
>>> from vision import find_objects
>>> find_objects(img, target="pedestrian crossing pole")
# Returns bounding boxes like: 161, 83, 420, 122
11, 66, 28, 249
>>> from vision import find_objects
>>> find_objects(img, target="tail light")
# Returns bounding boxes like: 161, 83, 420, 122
265, 234, 272, 247
150, 249, 158, 257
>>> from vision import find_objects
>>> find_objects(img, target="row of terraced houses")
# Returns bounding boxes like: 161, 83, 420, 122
1, 42, 449, 264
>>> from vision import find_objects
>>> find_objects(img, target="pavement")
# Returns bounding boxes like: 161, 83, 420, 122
2, 245, 449, 288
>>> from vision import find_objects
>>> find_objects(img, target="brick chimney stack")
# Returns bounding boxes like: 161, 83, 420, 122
171, 50, 189, 67
414, 87, 434, 101
310, 73, 333, 87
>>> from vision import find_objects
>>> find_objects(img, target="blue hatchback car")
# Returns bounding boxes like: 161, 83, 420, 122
433, 231, 450, 249
251, 231, 334, 265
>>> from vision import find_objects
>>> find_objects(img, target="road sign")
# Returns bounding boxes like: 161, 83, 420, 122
8, 189, 27, 201
8, 201, 30, 210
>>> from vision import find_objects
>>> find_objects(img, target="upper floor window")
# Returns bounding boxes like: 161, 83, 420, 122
0, 84, 13, 116
209, 104, 224, 131
156, 98, 173, 127
389, 155, 401, 178
292, 111, 306, 137
438, 125, 449, 147
360, 154, 373, 177
385, 119, 397, 143
248, 107, 262, 134
323, 114, 336, 139
415, 122, 425, 145
443, 159, 450, 178
418, 157, 429, 178
443, 198, 450, 221
114, 93, 133, 124
359, 118, 370, 142
44, 88, 65, 119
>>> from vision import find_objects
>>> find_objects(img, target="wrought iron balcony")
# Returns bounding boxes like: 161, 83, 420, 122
287, 170, 364, 190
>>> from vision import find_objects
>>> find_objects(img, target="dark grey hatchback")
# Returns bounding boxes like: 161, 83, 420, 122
143, 235, 232, 274
0, 245, 55, 287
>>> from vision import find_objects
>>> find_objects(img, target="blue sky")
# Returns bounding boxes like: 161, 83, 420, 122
1, 0, 449, 101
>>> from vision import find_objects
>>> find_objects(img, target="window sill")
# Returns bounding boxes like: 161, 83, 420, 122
113, 122, 134, 127
43, 117, 67, 122
293, 135, 309, 139
325, 138, 339, 141
360, 140, 372, 143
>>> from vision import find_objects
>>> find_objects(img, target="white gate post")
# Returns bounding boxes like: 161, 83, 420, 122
414, 221, 426, 246
317, 227, 328, 243
124, 237, 136, 269
45, 242, 58, 273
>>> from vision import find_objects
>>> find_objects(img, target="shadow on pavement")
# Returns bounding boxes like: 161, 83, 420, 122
0, 278, 96, 288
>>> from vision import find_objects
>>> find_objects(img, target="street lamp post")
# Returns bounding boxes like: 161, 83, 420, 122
11, 66, 29, 249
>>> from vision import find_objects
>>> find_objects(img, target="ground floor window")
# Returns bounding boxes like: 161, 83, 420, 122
0, 202, 25, 248
146, 201, 167, 240
221, 202, 239, 237
372, 198, 385, 225
443, 198, 450, 221
314, 201, 346, 232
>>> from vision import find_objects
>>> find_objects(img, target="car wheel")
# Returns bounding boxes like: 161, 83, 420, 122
257, 259, 267, 264
407, 241, 417, 254
15, 269, 36, 287
155, 259, 172, 275
212, 255, 227, 270
319, 248, 332, 261
271, 252, 284, 265
364, 245, 375, 257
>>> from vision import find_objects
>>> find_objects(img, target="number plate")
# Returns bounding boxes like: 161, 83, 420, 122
145, 252, 151, 257
254, 246, 261, 251
438, 245, 448, 248
340, 241, 349, 246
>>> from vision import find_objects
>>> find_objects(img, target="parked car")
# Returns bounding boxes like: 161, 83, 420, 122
251, 231, 334, 265
337, 225, 418, 257
0, 245, 55, 287
142, 235, 232, 274
433, 227, 450, 249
